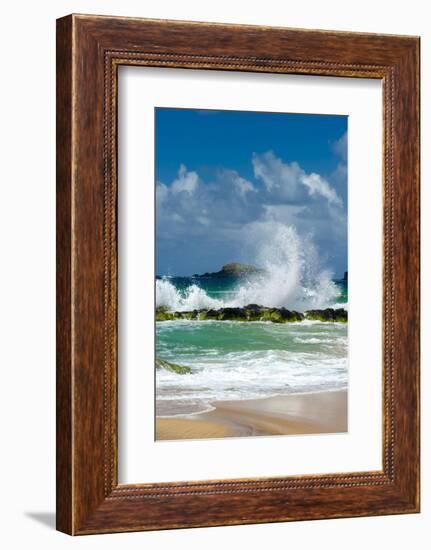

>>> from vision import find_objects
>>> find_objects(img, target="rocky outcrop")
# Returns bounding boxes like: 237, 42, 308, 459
192, 263, 264, 278
304, 308, 347, 323
156, 305, 347, 323
155, 357, 192, 374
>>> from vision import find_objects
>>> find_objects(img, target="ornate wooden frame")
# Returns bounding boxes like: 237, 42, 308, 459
56, 14, 420, 535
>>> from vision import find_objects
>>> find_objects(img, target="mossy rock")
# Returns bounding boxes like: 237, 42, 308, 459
257, 309, 279, 322
198, 309, 217, 320
333, 308, 348, 322
156, 306, 346, 323
305, 308, 347, 322
244, 306, 264, 321
216, 307, 248, 321
155, 358, 192, 375
279, 308, 305, 322
181, 310, 197, 320
155, 311, 176, 321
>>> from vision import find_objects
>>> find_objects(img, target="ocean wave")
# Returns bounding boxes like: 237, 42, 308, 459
156, 345, 348, 404
156, 318, 347, 414
156, 279, 224, 311
330, 301, 349, 310
293, 337, 336, 344
157, 225, 344, 312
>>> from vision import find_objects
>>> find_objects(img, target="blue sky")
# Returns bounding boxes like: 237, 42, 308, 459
156, 108, 347, 278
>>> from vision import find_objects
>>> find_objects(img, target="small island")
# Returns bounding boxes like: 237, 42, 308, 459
192, 262, 264, 278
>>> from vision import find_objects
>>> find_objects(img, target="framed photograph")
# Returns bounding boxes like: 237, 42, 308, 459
56, 14, 420, 535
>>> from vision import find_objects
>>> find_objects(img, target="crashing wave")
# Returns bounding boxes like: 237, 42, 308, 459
156, 224, 341, 313
156, 279, 224, 312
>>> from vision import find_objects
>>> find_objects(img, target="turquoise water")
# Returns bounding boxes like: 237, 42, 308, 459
156, 275, 347, 308
155, 275, 348, 416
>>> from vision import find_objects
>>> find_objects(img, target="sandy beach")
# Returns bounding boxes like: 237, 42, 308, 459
156, 389, 347, 440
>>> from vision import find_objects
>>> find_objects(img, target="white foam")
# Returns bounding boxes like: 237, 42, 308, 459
156, 279, 224, 311
156, 322, 348, 406
231, 223, 341, 310
156, 223, 342, 312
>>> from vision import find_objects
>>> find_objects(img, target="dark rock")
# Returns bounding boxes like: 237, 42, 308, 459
155, 310, 176, 321
245, 303, 264, 311
217, 307, 248, 321
193, 262, 265, 279
156, 306, 347, 323
305, 308, 347, 322
155, 358, 192, 374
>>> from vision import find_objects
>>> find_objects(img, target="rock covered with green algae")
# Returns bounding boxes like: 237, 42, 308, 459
155, 358, 192, 374
305, 308, 347, 322
156, 305, 347, 323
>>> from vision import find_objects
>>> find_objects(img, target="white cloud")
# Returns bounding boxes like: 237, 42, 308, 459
252, 151, 302, 200
300, 172, 343, 207
253, 150, 342, 208
156, 182, 169, 206
171, 164, 199, 194
234, 174, 256, 197
333, 131, 347, 161
156, 152, 347, 276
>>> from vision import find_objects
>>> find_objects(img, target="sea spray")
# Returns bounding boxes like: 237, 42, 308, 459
156, 279, 224, 311
232, 223, 340, 310
156, 224, 341, 312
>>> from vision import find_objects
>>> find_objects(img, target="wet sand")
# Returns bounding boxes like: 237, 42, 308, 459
156, 389, 347, 440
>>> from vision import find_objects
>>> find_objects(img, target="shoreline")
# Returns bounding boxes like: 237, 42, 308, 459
156, 389, 347, 441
